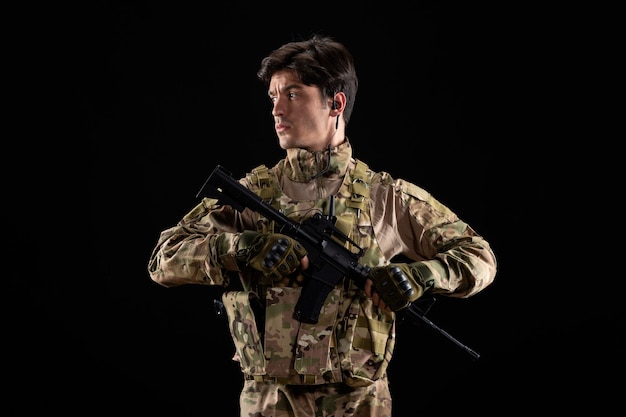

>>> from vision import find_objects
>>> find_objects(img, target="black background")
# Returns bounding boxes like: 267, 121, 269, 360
12, 3, 621, 416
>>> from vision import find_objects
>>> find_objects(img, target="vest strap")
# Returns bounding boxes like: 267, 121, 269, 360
248, 165, 274, 201
347, 159, 370, 212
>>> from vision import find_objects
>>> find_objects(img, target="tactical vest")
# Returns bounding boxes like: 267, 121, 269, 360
221, 159, 395, 387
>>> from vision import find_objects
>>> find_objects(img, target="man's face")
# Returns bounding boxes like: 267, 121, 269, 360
268, 69, 335, 152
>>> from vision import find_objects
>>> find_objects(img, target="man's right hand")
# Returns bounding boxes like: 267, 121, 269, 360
236, 231, 308, 281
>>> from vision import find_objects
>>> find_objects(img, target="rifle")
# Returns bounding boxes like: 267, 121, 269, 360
197, 165, 480, 360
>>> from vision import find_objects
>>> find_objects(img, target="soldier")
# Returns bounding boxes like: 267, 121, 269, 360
148, 34, 497, 416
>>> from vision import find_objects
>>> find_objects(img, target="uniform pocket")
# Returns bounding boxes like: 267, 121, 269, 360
264, 287, 300, 379
294, 288, 342, 383
222, 291, 266, 377
264, 287, 342, 384
339, 297, 396, 387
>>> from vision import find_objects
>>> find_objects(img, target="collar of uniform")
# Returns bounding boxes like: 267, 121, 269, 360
283, 139, 353, 183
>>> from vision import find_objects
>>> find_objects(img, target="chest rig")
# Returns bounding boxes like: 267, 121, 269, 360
222, 159, 393, 385
245, 158, 371, 246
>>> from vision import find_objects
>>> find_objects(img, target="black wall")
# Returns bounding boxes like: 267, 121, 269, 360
12, 3, 620, 416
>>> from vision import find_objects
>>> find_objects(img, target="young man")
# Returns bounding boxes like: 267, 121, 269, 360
148, 34, 497, 416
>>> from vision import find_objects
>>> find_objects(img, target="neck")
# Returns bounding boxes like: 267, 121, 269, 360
283, 138, 352, 182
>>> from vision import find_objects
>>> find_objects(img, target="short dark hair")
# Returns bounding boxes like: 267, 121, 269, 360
257, 35, 358, 125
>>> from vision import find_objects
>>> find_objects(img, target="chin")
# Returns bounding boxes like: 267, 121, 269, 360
278, 137, 293, 149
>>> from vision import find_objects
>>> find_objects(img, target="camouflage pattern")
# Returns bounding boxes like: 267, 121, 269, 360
212, 143, 398, 389
147, 139, 497, 415
240, 377, 392, 416
223, 285, 394, 386
221, 291, 265, 377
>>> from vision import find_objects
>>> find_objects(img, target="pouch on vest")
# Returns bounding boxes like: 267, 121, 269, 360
264, 286, 342, 384
221, 291, 266, 377
339, 297, 395, 387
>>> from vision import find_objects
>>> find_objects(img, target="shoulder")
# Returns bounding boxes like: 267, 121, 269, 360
362, 159, 428, 201
369, 168, 454, 217
240, 161, 284, 204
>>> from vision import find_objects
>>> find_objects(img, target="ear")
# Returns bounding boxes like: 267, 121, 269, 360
331, 92, 346, 114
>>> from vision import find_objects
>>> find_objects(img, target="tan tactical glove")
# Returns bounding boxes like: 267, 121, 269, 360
369, 263, 429, 311
235, 230, 308, 281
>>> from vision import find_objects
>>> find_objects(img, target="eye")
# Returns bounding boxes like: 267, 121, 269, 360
269, 91, 298, 104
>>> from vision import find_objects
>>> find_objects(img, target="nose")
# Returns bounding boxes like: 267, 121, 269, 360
271, 97, 284, 117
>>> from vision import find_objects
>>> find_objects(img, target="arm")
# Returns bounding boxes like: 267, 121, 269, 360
147, 198, 254, 288
370, 175, 497, 299
366, 175, 497, 360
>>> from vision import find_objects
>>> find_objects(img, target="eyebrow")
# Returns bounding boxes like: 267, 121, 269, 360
268, 83, 303, 97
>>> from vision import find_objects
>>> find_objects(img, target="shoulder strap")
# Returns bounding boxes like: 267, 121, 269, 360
246, 164, 282, 209
346, 159, 370, 212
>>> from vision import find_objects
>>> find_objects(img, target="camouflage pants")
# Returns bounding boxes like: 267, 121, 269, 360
239, 377, 392, 417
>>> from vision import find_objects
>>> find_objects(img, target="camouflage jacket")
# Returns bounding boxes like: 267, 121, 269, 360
147, 139, 497, 386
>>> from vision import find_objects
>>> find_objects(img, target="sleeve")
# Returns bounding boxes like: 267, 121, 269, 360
370, 173, 497, 298
147, 197, 256, 288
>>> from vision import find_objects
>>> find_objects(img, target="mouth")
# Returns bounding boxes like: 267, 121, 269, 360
275, 123, 289, 133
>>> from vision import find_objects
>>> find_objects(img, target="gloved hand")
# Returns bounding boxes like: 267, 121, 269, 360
235, 231, 308, 281
368, 263, 427, 311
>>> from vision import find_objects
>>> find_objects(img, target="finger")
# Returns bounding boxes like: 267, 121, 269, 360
372, 291, 381, 307
300, 255, 309, 270
371, 289, 390, 311
364, 278, 373, 297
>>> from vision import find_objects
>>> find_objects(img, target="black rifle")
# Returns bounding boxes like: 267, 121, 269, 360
197, 165, 480, 360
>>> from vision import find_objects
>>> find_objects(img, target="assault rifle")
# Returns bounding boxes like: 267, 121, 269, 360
197, 165, 480, 360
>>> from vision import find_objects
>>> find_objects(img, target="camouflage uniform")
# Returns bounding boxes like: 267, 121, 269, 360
148, 139, 497, 416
